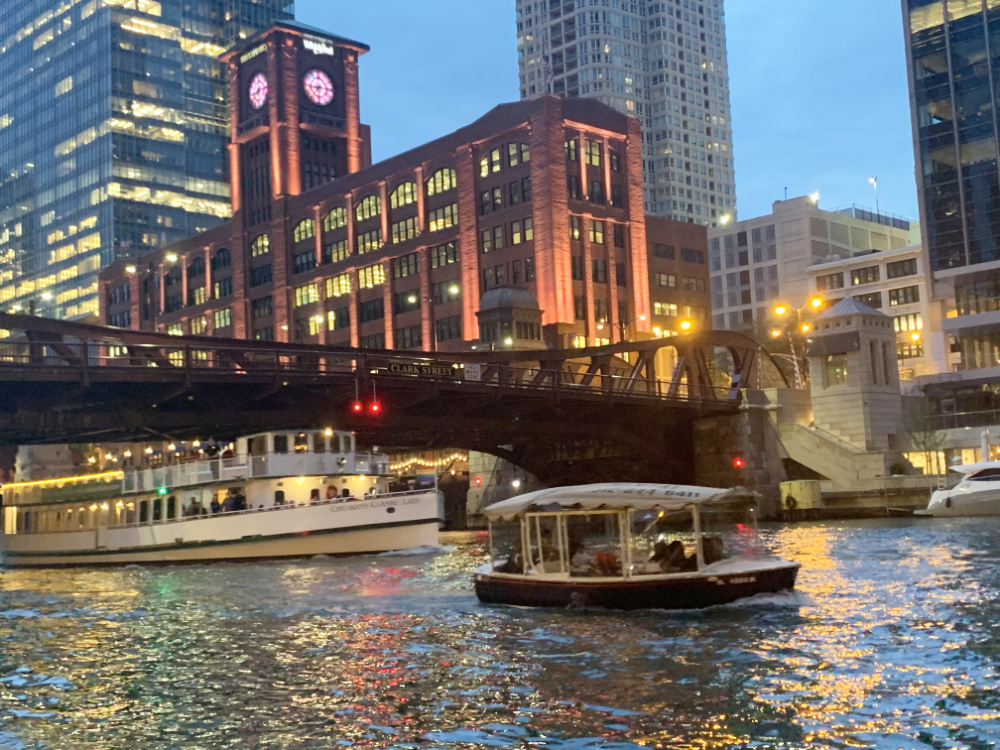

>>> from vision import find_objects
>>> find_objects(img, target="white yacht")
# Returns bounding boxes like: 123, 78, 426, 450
0, 430, 442, 567
915, 462, 1000, 517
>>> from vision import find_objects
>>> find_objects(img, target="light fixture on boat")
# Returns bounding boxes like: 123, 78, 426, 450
123, 450, 132, 458
144, 447, 153, 454
87, 456, 96, 464
324, 428, 333, 437
167, 443, 176, 451
511, 479, 521, 489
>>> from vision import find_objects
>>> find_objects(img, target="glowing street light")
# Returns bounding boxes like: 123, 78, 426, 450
679, 319, 693, 332
771, 329, 783, 339
801, 323, 812, 334
773, 305, 789, 317
448, 284, 460, 296
504, 337, 514, 346
165, 253, 178, 263
125, 265, 137, 274
809, 296, 824, 310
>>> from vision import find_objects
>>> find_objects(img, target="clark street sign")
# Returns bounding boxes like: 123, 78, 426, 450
388, 362, 456, 378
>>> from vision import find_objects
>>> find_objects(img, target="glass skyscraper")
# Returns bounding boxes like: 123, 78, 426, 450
0, 0, 293, 320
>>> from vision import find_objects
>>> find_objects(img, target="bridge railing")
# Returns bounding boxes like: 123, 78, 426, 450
0, 340, 732, 404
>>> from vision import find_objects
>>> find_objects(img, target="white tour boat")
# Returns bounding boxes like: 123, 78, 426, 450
0, 430, 443, 567
474, 483, 800, 610
915, 461, 1000, 517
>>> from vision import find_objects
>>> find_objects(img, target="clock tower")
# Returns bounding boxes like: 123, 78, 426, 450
221, 22, 371, 228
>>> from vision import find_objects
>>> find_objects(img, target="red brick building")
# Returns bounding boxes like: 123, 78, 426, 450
100, 23, 708, 351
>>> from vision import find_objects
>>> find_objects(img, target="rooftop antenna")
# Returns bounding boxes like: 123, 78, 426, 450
784, 187, 788, 201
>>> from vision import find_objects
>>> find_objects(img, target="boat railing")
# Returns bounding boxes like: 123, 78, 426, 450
121, 452, 390, 494
104, 489, 432, 531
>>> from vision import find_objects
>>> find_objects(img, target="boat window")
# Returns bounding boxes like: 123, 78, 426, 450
629, 508, 697, 575
294, 433, 309, 453
139, 501, 149, 524
526, 514, 568, 575
697, 501, 760, 567
152, 498, 162, 522
125, 502, 136, 525
313, 434, 326, 453
565, 512, 623, 577
274, 435, 289, 454
489, 520, 525, 574
249, 436, 267, 456
968, 468, 1000, 481
23, 511, 31, 534
274, 490, 285, 505
78, 508, 86, 528
166, 496, 177, 520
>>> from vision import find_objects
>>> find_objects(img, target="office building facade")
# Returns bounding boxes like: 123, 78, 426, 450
0, 0, 293, 321
101, 24, 709, 353
515, 0, 736, 225
708, 196, 913, 332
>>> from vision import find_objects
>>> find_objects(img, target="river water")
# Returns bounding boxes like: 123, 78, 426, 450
1, 518, 999, 749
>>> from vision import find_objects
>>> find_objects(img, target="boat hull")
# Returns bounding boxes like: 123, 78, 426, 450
474, 563, 799, 611
1, 493, 441, 568
916, 488, 1000, 517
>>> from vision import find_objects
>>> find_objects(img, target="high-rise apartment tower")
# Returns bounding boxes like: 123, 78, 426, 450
0, 0, 293, 320
516, 0, 736, 226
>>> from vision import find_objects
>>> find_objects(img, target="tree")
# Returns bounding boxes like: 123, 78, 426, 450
904, 398, 946, 475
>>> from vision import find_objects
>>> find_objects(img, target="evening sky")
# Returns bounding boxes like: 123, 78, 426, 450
295, 0, 919, 222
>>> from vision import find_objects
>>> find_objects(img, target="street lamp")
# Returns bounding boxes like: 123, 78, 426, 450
771, 299, 824, 389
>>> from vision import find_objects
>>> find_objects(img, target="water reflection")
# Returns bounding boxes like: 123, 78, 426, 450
1, 520, 1000, 747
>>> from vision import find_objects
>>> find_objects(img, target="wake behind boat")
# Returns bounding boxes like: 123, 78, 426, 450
474, 483, 800, 610
915, 462, 1000, 517
1, 429, 442, 567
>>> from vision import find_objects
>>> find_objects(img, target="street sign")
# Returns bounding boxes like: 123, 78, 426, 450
388, 362, 455, 378
464, 363, 482, 382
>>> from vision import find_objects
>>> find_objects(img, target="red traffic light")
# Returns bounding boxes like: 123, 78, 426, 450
352, 401, 363, 413
369, 401, 381, 414
474, 477, 482, 486
732, 456, 745, 469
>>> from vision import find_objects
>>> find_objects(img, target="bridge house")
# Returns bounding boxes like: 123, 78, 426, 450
99, 22, 709, 353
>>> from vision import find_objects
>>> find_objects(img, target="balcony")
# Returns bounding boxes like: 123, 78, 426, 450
122, 452, 390, 495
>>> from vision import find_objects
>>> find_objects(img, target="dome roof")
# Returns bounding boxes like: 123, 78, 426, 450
478, 286, 540, 312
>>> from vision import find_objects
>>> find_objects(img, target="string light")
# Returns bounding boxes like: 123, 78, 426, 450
389, 453, 468, 472
1, 471, 124, 490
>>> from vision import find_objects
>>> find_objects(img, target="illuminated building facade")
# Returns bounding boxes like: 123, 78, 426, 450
100, 23, 708, 353
0, 0, 293, 320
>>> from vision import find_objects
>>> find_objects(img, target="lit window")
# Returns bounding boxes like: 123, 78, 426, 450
251, 235, 270, 257
293, 219, 315, 243
355, 195, 381, 222
389, 182, 418, 209
426, 168, 457, 196
427, 204, 458, 232
358, 263, 385, 289
323, 207, 347, 231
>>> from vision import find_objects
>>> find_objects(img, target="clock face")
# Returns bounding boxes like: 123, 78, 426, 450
303, 69, 335, 106
248, 73, 268, 110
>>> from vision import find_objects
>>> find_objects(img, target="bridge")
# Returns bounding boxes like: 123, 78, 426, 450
0, 313, 785, 483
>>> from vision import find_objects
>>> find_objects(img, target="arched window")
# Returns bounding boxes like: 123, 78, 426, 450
211, 248, 230, 271
293, 219, 316, 243
251, 235, 270, 257
355, 195, 381, 222
188, 256, 205, 278
389, 182, 418, 209
323, 207, 347, 232
426, 168, 457, 196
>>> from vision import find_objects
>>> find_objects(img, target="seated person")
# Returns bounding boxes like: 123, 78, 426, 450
593, 550, 621, 576
496, 539, 524, 574
701, 536, 725, 566
648, 540, 695, 573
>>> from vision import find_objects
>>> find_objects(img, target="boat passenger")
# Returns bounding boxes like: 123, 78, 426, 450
185, 497, 200, 517
309, 489, 321, 503
702, 536, 725, 565
497, 538, 524, 574
210, 497, 221, 515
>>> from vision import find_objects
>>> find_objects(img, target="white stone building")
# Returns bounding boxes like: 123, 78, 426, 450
515, 0, 735, 224
708, 196, 915, 332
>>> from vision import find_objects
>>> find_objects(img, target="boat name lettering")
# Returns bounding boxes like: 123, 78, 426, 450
389, 362, 455, 378
726, 576, 757, 585
370, 498, 421, 508
329, 502, 370, 513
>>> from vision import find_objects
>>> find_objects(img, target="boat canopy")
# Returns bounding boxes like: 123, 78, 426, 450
483, 483, 758, 521
949, 461, 1000, 475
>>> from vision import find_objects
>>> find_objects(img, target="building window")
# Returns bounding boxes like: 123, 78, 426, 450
508, 143, 520, 167
214, 277, 233, 299
611, 185, 623, 208
888, 285, 920, 307
682, 277, 706, 292
357, 229, 383, 255
188, 256, 205, 279
395, 325, 422, 349
480, 190, 492, 215
355, 195, 381, 222
652, 243, 675, 259
293, 251, 316, 275
825, 354, 848, 386
328, 306, 350, 331
359, 297, 385, 323
211, 248, 230, 271
479, 157, 489, 178
251, 296, 273, 319
681, 248, 705, 264
654, 273, 676, 288
391, 216, 420, 244
495, 263, 506, 285
294, 283, 319, 307
323, 207, 347, 231
491, 148, 502, 172
293, 219, 316, 243
585, 140, 601, 167
525, 257, 535, 282
894, 313, 923, 332
592, 259, 607, 284
512, 220, 523, 245
432, 280, 461, 304
249, 265, 272, 287
358, 264, 385, 289
430, 242, 457, 268
494, 226, 505, 250
360, 333, 385, 349
616, 263, 627, 287
571, 256, 584, 281
251, 235, 270, 257
854, 291, 882, 309
521, 177, 532, 202
816, 272, 844, 291
590, 181, 605, 204
851, 266, 880, 286
574, 295, 585, 320
188, 286, 206, 306
389, 182, 417, 208
214, 308, 232, 329
426, 168, 457, 196
887, 258, 918, 279
481, 229, 493, 254
570, 216, 582, 240
327, 273, 351, 298
594, 298, 608, 322
167, 323, 183, 336
436, 315, 462, 343
427, 204, 458, 232
565, 140, 578, 161
323, 239, 349, 264
589, 220, 605, 244
190, 316, 208, 335
255, 327, 274, 342
570, 335, 586, 348
567, 176, 581, 199
393, 291, 421, 315
392, 252, 419, 279
509, 181, 521, 207
524, 218, 534, 242
610, 151, 620, 171
483, 267, 494, 290
654, 302, 678, 317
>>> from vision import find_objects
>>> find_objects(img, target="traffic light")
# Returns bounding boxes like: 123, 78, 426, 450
352, 401, 364, 413
369, 401, 381, 415
732, 455, 745, 470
